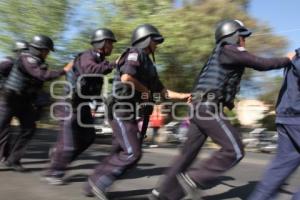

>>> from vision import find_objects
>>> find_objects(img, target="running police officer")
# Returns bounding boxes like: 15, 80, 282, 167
149, 19, 293, 200
44, 28, 117, 185
0, 40, 29, 90
0, 35, 72, 172
248, 49, 300, 200
84, 24, 190, 200
0, 40, 50, 120
0, 40, 29, 162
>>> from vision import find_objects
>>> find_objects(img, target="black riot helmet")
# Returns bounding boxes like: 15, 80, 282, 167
12, 40, 29, 52
29, 35, 55, 51
90, 28, 117, 49
215, 19, 252, 44
131, 24, 164, 48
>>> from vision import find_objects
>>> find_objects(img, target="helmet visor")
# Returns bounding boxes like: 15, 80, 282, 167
92, 41, 105, 49
238, 28, 252, 38
152, 35, 164, 44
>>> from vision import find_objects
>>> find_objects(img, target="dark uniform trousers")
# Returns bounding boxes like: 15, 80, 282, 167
0, 93, 36, 164
49, 103, 95, 175
89, 114, 143, 190
158, 103, 245, 200
248, 124, 300, 200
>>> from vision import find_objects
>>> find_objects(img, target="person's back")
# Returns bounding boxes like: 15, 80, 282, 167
248, 49, 300, 200
193, 43, 291, 110
150, 111, 164, 128
0, 35, 70, 172
276, 48, 300, 124
66, 48, 114, 104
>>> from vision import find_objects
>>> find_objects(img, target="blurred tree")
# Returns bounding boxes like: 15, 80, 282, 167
90, 0, 286, 124
258, 76, 283, 108
0, 0, 288, 82
0, 0, 80, 66
257, 75, 283, 130
257, 113, 276, 131
95, 0, 288, 92
224, 108, 241, 127
0, 0, 288, 126
184, 0, 250, 10
0, 0, 81, 116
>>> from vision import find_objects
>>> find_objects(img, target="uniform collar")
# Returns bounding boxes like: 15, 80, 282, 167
91, 49, 105, 62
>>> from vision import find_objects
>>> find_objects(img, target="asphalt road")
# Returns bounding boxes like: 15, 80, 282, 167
0, 128, 299, 200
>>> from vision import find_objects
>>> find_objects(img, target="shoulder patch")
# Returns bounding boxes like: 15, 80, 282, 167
237, 47, 246, 52
127, 53, 138, 61
0, 57, 11, 62
27, 57, 37, 64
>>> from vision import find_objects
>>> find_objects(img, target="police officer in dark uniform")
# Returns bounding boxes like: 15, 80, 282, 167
149, 19, 293, 200
0, 40, 29, 162
0, 40, 50, 118
0, 40, 29, 90
84, 24, 190, 200
44, 28, 117, 185
0, 35, 72, 172
248, 49, 300, 200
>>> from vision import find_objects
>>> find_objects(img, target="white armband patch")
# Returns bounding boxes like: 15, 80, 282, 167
237, 47, 246, 52
27, 57, 37, 64
127, 53, 138, 61
0, 58, 10, 62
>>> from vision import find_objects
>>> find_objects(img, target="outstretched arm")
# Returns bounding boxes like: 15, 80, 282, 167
220, 45, 292, 71
161, 89, 191, 102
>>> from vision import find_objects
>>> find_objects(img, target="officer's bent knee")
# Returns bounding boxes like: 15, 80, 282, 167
225, 148, 244, 163
128, 150, 142, 163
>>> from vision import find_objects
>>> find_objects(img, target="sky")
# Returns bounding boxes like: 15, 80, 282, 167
239, 0, 300, 98
249, 0, 300, 52
62, 0, 98, 42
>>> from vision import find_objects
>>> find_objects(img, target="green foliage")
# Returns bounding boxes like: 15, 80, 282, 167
224, 108, 241, 127
0, 0, 289, 92
100, 0, 288, 92
258, 76, 283, 109
0, 0, 289, 127
257, 113, 276, 131
0, 0, 69, 53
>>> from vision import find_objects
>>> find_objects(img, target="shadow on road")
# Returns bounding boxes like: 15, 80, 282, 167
203, 181, 257, 200
121, 166, 167, 180
109, 189, 152, 200
202, 181, 292, 200
17, 128, 113, 172
65, 173, 88, 183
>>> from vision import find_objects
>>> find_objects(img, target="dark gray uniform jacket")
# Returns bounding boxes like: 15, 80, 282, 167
193, 44, 290, 109
276, 48, 300, 124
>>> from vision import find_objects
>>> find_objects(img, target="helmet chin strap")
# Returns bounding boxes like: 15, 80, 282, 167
147, 44, 156, 63
151, 52, 156, 63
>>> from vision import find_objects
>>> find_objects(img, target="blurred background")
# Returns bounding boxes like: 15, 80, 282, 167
0, 0, 299, 151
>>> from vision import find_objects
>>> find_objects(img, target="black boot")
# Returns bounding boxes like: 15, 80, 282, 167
5, 161, 27, 172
